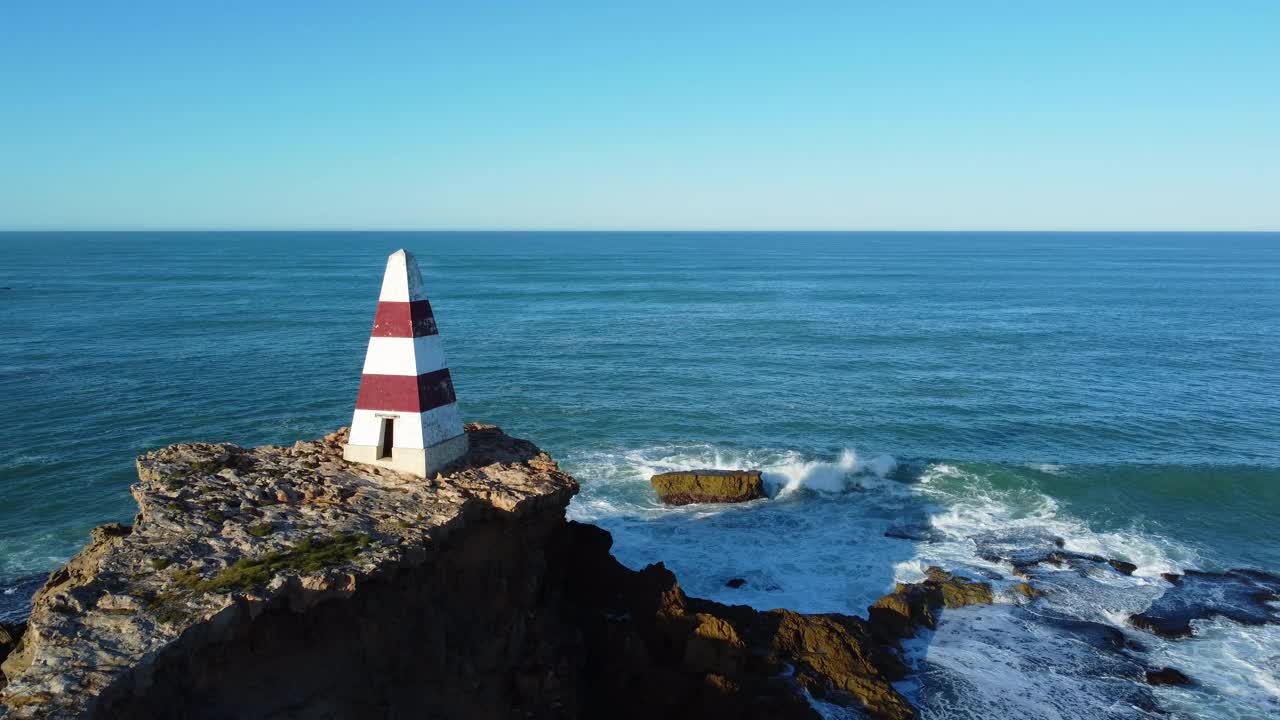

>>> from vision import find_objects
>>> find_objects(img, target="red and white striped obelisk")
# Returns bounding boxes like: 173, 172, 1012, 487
342, 249, 468, 476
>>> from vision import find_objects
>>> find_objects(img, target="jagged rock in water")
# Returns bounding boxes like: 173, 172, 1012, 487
973, 527, 1065, 567
725, 577, 747, 589
1108, 559, 1138, 576
973, 528, 1115, 578
650, 470, 766, 505
1011, 582, 1044, 600
869, 583, 940, 641
866, 567, 994, 645
926, 567, 995, 608
1145, 667, 1193, 686
1128, 569, 1280, 639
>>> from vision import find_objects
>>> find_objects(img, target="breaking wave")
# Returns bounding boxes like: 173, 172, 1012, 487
564, 443, 1280, 720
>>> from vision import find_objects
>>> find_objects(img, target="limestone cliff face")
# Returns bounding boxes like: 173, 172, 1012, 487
0, 426, 967, 720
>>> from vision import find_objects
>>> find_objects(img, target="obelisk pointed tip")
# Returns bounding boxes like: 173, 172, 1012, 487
378, 249, 426, 302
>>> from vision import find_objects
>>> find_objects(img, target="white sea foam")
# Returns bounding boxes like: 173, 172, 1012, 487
564, 443, 1278, 720
1029, 463, 1067, 475
1146, 615, 1280, 719
767, 449, 897, 496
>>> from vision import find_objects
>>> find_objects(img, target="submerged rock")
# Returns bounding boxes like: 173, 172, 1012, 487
1108, 559, 1138, 576
973, 528, 1116, 578
725, 577, 747, 589
651, 470, 766, 505
974, 527, 1065, 567
907, 605, 1161, 718
884, 523, 947, 543
1145, 667, 1193, 686
1035, 611, 1146, 655
1128, 569, 1280, 639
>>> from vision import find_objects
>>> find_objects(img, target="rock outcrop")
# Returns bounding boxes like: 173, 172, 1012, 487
650, 470, 766, 505
0, 426, 928, 720
0, 424, 582, 718
867, 567, 996, 644
1127, 569, 1280, 639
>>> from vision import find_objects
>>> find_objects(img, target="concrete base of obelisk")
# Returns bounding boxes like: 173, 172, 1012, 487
343, 433, 470, 478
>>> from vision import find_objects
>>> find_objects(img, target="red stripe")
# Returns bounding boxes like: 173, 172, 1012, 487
371, 300, 437, 338
355, 369, 457, 413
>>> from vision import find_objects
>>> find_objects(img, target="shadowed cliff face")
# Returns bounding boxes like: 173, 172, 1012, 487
0, 426, 986, 720
556, 521, 919, 720
94, 502, 581, 719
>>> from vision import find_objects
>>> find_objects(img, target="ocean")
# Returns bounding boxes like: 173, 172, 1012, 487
2, 232, 1278, 718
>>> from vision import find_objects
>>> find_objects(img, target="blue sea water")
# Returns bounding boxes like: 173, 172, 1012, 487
1, 232, 1278, 718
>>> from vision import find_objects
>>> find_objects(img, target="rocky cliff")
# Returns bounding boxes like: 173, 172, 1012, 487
0, 425, 986, 720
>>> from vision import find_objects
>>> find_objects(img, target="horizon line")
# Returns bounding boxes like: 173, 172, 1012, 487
2, 228, 1278, 234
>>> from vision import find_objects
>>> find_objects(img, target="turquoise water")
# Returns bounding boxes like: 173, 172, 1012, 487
2, 232, 1279, 717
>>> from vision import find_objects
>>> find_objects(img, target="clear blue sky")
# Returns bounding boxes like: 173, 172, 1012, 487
2, 1, 1277, 230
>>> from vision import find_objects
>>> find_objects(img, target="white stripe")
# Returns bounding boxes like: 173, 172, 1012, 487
378, 249, 429, 302
348, 404, 464, 449
418, 403, 464, 447
360, 336, 447, 376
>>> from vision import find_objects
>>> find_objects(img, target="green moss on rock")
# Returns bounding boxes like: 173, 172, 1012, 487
176, 533, 372, 595
247, 522, 274, 538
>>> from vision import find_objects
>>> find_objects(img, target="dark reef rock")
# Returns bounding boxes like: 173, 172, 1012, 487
1108, 559, 1138, 576
884, 523, 947, 543
1036, 612, 1141, 654
1128, 569, 1280, 639
651, 470, 766, 505
1145, 667, 1193, 686
973, 528, 1117, 578
973, 527, 1065, 566
725, 577, 747, 589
